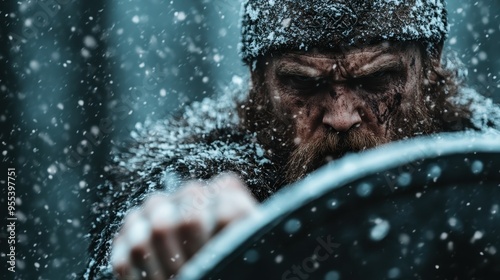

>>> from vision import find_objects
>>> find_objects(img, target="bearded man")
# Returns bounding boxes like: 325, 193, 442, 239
83, 0, 500, 279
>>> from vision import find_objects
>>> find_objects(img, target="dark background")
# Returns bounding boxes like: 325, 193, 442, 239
0, 1, 499, 279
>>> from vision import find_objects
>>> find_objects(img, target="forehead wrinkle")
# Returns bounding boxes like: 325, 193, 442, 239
352, 55, 403, 77
335, 45, 406, 77
276, 56, 332, 76
274, 43, 409, 78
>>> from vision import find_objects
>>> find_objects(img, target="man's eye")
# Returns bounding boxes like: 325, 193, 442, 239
285, 75, 326, 90
365, 71, 393, 80
355, 71, 395, 92
290, 75, 316, 82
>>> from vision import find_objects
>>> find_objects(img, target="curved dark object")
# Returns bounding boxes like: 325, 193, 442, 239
179, 132, 500, 280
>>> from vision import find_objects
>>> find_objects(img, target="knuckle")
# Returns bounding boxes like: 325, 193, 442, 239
111, 241, 130, 271
122, 209, 142, 226
210, 173, 244, 190
150, 223, 175, 241
178, 216, 204, 233
179, 202, 207, 223
179, 182, 204, 197
120, 208, 150, 235
148, 201, 178, 228
142, 194, 169, 212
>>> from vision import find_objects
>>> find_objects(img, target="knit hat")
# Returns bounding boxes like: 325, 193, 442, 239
240, 0, 449, 64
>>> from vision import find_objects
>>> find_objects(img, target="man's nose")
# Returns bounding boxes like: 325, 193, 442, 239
322, 94, 362, 133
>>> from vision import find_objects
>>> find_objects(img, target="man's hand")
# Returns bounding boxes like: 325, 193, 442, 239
110, 174, 257, 279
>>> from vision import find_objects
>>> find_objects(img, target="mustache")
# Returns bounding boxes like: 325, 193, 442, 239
284, 129, 388, 184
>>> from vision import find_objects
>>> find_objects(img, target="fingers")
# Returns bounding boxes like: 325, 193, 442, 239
112, 210, 155, 279
146, 200, 184, 278
209, 174, 257, 233
129, 230, 164, 280
112, 201, 176, 279
174, 182, 213, 259
111, 173, 258, 280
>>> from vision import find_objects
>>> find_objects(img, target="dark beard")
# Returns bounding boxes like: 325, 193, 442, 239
281, 98, 436, 185
283, 129, 388, 184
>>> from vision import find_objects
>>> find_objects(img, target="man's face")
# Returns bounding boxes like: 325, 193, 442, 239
254, 42, 436, 182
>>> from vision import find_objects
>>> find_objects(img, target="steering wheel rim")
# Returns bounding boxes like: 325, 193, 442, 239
178, 132, 500, 280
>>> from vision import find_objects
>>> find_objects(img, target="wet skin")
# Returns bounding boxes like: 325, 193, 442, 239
258, 42, 425, 146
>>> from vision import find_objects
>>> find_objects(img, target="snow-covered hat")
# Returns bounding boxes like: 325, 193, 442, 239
240, 0, 449, 64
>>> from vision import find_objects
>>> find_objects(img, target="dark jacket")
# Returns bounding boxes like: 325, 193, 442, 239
83, 91, 282, 279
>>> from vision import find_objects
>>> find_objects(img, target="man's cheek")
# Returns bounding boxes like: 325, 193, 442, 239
375, 87, 405, 124
295, 115, 323, 144
377, 93, 400, 123
275, 94, 304, 119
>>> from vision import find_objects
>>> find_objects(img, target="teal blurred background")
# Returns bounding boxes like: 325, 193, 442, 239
0, 1, 499, 279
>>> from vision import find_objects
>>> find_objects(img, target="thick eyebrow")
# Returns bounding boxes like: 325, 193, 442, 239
352, 56, 404, 78
274, 53, 405, 80
275, 61, 324, 77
